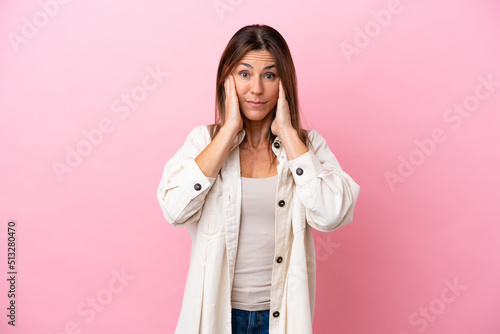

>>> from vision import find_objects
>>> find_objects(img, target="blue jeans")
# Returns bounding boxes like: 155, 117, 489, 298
231, 308, 270, 334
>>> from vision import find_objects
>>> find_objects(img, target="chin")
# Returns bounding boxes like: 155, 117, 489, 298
241, 108, 275, 121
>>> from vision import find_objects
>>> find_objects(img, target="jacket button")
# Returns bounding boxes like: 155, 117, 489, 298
278, 200, 285, 207
273, 311, 280, 317
276, 256, 283, 263
194, 183, 202, 191
296, 167, 303, 175
273, 142, 280, 149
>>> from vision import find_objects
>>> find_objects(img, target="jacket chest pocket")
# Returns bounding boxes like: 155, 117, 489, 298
197, 176, 224, 238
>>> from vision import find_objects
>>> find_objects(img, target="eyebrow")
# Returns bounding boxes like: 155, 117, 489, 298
238, 62, 276, 70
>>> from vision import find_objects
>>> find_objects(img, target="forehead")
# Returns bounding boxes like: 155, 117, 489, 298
238, 50, 276, 66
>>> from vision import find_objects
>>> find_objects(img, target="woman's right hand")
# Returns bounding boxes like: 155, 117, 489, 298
223, 74, 243, 134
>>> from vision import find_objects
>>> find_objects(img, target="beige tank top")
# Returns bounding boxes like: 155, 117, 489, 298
231, 174, 278, 311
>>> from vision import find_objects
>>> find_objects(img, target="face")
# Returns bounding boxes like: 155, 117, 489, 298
230, 50, 279, 121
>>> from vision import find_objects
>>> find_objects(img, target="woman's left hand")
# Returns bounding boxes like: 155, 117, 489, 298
271, 79, 294, 137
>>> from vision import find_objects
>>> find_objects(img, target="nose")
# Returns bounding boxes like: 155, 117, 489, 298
250, 77, 264, 95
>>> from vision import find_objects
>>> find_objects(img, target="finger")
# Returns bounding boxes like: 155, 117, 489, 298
278, 79, 284, 107
281, 80, 289, 107
225, 76, 231, 97
224, 78, 228, 99
229, 74, 237, 99
227, 76, 232, 105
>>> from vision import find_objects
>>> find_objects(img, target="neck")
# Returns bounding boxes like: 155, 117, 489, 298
241, 111, 274, 149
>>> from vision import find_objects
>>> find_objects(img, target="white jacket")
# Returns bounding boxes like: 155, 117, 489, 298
157, 124, 361, 333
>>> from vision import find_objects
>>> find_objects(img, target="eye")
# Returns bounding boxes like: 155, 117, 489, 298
264, 73, 276, 80
239, 71, 250, 78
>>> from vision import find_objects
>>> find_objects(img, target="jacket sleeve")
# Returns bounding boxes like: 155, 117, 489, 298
288, 129, 361, 233
157, 125, 217, 227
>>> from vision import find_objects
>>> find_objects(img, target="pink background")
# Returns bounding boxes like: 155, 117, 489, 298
1, 0, 499, 333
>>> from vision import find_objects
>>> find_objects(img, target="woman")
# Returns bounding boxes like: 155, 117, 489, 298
157, 24, 361, 334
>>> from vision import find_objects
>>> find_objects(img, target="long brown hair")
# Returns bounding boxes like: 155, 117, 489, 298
209, 24, 310, 169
